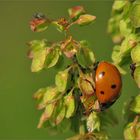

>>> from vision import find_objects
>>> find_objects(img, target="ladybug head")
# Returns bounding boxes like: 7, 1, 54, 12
99, 100, 116, 111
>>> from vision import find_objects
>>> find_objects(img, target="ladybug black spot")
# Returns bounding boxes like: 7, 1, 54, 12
100, 91, 104, 94
111, 84, 116, 89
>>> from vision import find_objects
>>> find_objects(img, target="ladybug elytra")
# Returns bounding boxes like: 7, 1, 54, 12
95, 61, 122, 111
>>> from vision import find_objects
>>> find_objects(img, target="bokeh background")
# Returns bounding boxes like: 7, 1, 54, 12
0, 0, 139, 139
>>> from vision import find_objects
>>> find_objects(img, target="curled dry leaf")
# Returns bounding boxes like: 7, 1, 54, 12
68, 6, 85, 21
37, 102, 56, 128
87, 112, 100, 132
30, 16, 50, 32
78, 72, 95, 97
61, 36, 79, 58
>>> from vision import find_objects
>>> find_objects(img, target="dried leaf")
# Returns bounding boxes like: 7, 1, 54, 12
68, 6, 85, 21
87, 112, 100, 132
63, 42, 78, 58
37, 102, 56, 128
33, 88, 46, 100
30, 17, 49, 32
78, 73, 95, 96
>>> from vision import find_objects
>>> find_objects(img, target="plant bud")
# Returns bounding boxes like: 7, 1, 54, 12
76, 14, 96, 26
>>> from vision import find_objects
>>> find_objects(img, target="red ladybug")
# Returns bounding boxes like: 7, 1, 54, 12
95, 61, 122, 110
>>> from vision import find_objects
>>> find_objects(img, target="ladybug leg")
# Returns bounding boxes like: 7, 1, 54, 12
93, 61, 99, 71
130, 63, 136, 78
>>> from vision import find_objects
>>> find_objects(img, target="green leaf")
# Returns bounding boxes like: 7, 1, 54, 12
124, 123, 135, 140
124, 122, 140, 140
134, 66, 140, 88
113, 1, 126, 11
112, 45, 122, 65
64, 90, 75, 118
130, 3, 140, 28
28, 40, 47, 59
68, 6, 85, 21
37, 102, 56, 128
31, 48, 46, 72
76, 14, 96, 26
76, 40, 95, 68
43, 87, 59, 104
53, 101, 66, 125
119, 19, 132, 36
114, 64, 127, 75
130, 94, 140, 113
87, 112, 100, 132
120, 34, 137, 55
131, 45, 140, 63
57, 119, 71, 133
45, 47, 60, 68
28, 40, 47, 51
33, 88, 46, 100
28, 40, 49, 72
55, 69, 69, 92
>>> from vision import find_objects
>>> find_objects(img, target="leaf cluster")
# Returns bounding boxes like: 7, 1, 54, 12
108, 0, 140, 87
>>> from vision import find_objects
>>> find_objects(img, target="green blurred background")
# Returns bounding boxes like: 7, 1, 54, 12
0, 0, 139, 139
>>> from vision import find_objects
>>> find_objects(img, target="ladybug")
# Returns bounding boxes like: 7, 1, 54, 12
95, 61, 122, 111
